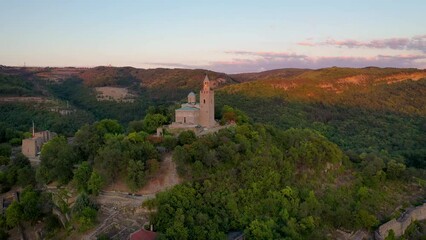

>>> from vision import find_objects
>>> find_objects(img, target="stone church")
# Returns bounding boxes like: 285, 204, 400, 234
172, 75, 216, 128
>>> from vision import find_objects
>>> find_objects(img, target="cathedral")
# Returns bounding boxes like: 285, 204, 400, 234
172, 74, 216, 128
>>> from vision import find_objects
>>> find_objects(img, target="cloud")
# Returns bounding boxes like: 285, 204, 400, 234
145, 35, 426, 73
224, 51, 308, 59
299, 35, 426, 53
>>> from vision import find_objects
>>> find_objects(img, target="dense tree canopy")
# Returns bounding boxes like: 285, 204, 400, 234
150, 123, 425, 239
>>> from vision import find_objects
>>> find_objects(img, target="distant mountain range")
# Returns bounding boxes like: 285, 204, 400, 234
1, 65, 426, 115
1, 65, 425, 102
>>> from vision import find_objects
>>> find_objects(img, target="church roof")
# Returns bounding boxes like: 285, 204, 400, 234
176, 106, 199, 111
188, 92, 195, 96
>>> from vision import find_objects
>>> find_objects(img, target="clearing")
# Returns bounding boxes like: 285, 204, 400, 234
95, 87, 135, 102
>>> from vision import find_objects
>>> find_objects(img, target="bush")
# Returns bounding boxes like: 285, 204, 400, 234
0, 144, 11, 157
178, 130, 196, 145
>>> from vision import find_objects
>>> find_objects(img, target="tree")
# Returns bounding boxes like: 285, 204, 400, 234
147, 159, 160, 175
387, 160, 406, 179
39, 136, 76, 184
72, 193, 98, 232
126, 160, 146, 192
246, 219, 276, 239
73, 162, 92, 192
17, 166, 36, 187
88, 171, 103, 196
0, 156, 9, 166
72, 192, 97, 215
73, 124, 103, 161
356, 209, 379, 229
127, 131, 148, 143
178, 130, 196, 145
165, 208, 189, 240
6, 201, 22, 228
20, 187, 42, 222
163, 135, 177, 151
143, 113, 167, 133
128, 120, 145, 133
95, 119, 123, 136
95, 145, 126, 184
202, 150, 218, 168
0, 144, 11, 157
11, 153, 30, 168
220, 105, 250, 125
77, 207, 97, 232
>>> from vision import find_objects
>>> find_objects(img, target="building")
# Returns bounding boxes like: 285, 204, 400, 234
21, 130, 57, 158
171, 74, 216, 129
130, 228, 158, 240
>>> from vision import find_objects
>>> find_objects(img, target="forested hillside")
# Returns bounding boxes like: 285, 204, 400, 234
217, 68, 426, 169
148, 123, 425, 239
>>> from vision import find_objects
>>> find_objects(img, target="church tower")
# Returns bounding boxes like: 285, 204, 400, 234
199, 74, 215, 128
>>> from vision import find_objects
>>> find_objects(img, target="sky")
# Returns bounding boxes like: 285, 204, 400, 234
0, 0, 425, 73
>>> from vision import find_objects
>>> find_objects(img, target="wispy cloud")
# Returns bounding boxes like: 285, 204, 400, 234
224, 51, 307, 59
146, 35, 426, 73
298, 35, 426, 53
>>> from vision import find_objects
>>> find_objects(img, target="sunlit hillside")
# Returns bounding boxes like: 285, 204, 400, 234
223, 67, 426, 115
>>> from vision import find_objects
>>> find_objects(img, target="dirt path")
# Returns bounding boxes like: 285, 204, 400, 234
139, 153, 181, 194
104, 153, 181, 195
82, 153, 181, 239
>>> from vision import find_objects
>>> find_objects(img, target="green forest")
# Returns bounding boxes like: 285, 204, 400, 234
147, 121, 425, 239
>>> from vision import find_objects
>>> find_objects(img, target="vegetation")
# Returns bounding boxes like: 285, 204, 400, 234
149, 123, 426, 239
0, 66, 425, 238
216, 84, 426, 169
0, 74, 43, 96
35, 119, 162, 192
48, 78, 149, 124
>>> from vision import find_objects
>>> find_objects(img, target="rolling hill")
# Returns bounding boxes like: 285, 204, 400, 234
223, 67, 426, 115
1, 65, 425, 167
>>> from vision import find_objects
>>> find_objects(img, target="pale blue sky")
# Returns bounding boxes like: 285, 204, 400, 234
1, 0, 425, 73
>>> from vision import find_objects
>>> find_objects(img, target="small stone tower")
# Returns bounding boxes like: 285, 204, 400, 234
199, 74, 215, 128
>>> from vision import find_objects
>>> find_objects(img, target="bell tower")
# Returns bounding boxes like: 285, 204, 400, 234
199, 74, 215, 128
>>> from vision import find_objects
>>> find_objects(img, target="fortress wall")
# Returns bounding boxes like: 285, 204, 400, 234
375, 203, 426, 240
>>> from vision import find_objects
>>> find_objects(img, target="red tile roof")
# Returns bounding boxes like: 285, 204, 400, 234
130, 229, 158, 240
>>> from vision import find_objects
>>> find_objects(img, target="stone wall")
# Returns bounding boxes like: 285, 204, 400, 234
375, 203, 426, 239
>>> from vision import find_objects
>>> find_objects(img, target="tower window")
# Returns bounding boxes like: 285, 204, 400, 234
203, 99, 205, 104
